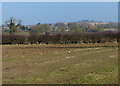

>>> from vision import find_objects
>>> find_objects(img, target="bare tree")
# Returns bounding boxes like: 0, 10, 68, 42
5, 17, 22, 34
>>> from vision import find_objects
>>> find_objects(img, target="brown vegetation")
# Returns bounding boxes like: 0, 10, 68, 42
2, 32, 119, 44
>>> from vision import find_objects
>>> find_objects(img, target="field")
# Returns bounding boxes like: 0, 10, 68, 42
2, 43, 118, 84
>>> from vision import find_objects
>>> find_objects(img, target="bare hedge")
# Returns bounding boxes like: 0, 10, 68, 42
2, 32, 119, 44
2, 34, 26, 44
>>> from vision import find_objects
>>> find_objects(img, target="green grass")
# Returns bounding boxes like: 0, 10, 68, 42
2, 44, 118, 84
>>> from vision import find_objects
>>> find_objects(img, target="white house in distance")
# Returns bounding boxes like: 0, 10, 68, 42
77, 21, 109, 26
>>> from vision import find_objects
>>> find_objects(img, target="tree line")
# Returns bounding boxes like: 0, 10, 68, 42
2, 32, 119, 44
2, 17, 119, 44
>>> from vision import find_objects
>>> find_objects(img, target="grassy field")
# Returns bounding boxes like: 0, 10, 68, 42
2, 43, 118, 84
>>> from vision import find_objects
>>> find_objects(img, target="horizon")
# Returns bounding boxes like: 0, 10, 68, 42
2, 2, 118, 25
1, 19, 118, 26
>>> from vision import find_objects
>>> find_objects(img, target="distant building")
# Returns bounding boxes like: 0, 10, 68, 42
64, 22, 68, 25
78, 21, 109, 26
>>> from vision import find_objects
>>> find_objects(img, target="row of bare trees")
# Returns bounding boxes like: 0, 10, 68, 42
2, 32, 119, 44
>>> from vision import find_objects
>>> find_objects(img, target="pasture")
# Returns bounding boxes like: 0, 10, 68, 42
2, 43, 118, 84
